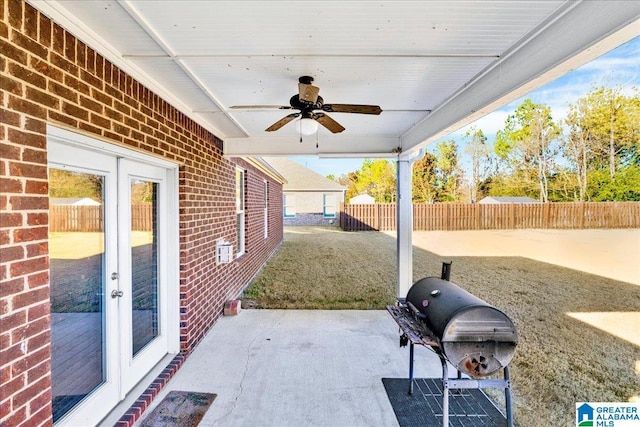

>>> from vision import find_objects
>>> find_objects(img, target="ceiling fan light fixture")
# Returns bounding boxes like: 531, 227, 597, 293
298, 117, 319, 135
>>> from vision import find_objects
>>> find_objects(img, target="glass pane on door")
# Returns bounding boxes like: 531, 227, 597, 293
49, 169, 105, 422
130, 179, 159, 355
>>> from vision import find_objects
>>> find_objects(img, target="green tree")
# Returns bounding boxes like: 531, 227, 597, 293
346, 159, 396, 203
433, 140, 461, 201
412, 151, 438, 203
494, 99, 560, 202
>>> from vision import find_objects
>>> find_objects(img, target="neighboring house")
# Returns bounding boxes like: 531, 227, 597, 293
49, 197, 101, 206
1, 6, 286, 427
350, 194, 375, 204
264, 157, 347, 226
478, 196, 541, 204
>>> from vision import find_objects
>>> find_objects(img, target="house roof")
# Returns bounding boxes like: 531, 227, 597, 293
263, 157, 346, 192
49, 198, 101, 206
479, 196, 540, 204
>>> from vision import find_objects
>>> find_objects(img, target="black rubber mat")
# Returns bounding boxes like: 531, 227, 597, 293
382, 378, 508, 427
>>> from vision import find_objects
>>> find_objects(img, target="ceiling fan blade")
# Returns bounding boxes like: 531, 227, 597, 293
230, 105, 292, 110
298, 83, 320, 103
265, 113, 300, 132
322, 104, 382, 115
314, 113, 345, 134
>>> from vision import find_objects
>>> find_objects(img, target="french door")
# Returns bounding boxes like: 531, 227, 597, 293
48, 131, 178, 426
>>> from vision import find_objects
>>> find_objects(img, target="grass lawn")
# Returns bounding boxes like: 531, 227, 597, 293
242, 226, 640, 426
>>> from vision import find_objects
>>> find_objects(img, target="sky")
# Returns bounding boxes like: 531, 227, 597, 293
291, 36, 640, 178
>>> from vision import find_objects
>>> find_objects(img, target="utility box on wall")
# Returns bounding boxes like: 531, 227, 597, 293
216, 241, 233, 264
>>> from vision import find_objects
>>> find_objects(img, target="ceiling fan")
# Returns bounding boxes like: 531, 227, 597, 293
230, 76, 382, 134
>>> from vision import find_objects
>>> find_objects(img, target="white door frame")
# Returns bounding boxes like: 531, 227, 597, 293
47, 126, 180, 425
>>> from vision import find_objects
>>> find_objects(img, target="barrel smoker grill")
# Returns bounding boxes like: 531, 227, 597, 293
387, 263, 518, 427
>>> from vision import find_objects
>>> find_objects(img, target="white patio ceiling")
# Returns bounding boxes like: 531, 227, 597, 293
32, 1, 639, 159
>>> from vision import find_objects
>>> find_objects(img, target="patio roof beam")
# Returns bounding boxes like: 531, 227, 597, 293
400, 1, 640, 154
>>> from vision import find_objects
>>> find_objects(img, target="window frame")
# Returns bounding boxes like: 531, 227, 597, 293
283, 193, 296, 218
323, 193, 337, 218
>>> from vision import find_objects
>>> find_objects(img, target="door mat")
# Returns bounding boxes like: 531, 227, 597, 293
382, 378, 507, 427
140, 391, 217, 427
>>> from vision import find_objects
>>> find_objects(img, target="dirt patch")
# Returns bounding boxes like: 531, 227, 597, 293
242, 226, 640, 426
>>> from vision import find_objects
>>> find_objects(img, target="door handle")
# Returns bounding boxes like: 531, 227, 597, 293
111, 290, 124, 298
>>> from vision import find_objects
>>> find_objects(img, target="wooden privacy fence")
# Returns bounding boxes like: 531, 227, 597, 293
339, 202, 640, 231
50, 204, 153, 232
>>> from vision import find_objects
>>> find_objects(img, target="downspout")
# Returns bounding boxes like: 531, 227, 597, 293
396, 148, 423, 298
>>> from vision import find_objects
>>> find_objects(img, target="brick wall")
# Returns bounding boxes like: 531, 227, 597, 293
0, 2, 283, 426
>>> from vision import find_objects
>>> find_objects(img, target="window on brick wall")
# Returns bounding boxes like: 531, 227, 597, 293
323, 193, 337, 218
264, 180, 268, 239
283, 194, 296, 218
236, 168, 245, 256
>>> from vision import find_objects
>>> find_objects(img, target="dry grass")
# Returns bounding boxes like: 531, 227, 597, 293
242, 226, 640, 427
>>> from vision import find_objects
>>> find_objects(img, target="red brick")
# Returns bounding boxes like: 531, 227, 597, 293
25, 87, 59, 109
9, 195, 48, 210
26, 213, 47, 226
0, 38, 28, 65
0, 73, 24, 95
10, 258, 48, 282
11, 30, 47, 59
8, 62, 46, 90
0, 245, 24, 263
49, 80, 78, 103
0, 397, 9, 420
7, 128, 46, 149
0, 178, 23, 194
27, 331, 50, 355
25, 405, 53, 427
8, 96, 47, 120
48, 110, 78, 128
27, 301, 49, 321
64, 31, 76, 62
12, 346, 48, 377
0, 277, 25, 298
62, 102, 88, 121
7, 0, 23, 29
9, 162, 47, 180
31, 57, 63, 83
13, 375, 48, 411
24, 118, 46, 134
38, 14, 51, 47
0, 107, 21, 127
52, 23, 64, 54
13, 227, 49, 243
26, 242, 47, 257
23, 3, 38, 40
24, 180, 48, 195
50, 52, 77, 76
0, 343, 27, 368
29, 388, 52, 415
1, 403, 26, 427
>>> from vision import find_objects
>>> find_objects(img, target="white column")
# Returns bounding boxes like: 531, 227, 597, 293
396, 158, 413, 298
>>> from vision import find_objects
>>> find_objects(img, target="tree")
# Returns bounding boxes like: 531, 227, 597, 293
494, 99, 560, 202
564, 96, 598, 201
345, 159, 396, 203
463, 127, 491, 202
433, 140, 461, 201
412, 151, 438, 203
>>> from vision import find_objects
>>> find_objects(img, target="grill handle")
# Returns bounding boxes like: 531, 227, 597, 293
407, 301, 426, 320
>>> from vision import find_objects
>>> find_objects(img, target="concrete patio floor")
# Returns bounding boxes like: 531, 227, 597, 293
132, 310, 444, 427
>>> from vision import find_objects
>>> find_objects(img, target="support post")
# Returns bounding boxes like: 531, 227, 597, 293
396, 157, 414, 298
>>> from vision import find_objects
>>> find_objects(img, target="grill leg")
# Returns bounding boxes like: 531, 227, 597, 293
504, 366, 514, 427
441, 356, 449, 427
408, 342, 414, 395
